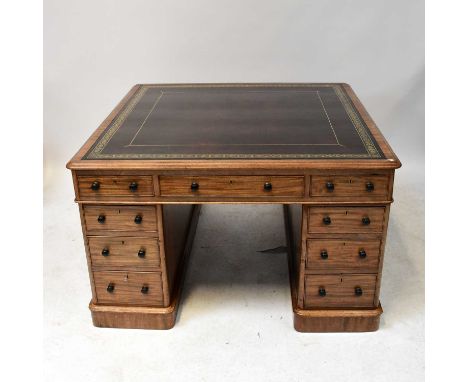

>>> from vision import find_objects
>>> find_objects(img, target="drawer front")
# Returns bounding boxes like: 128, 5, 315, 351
304, 274, 377, 308
159, 176, 304, 197
78, 175, 154, 198
310, 175, 389, 198
89, 237, 160, 268
84, 206, 158, 233
94, 271, 164, 306
307, 207, 385, 234
306, 239, 381, 273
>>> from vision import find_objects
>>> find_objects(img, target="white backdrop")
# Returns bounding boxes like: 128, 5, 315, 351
44, 0, 424, 178
44, 2, 424, 381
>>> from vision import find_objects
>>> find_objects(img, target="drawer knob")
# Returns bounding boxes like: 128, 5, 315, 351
318, 287, 327, 297
129, 182, 138, 192
325, 182, 334, 191
322, 216, 332, 225
362, 217, 371, 225
138, 249, 146, 258
106, 283, 115, 293
191, 182, 199, 191
264, 182, 273, 191
141, 285, 149, 294
91, 181, 100, 191
101, 248, 110, 257
358, 249, 367, 259
97, 215, 106, 224
320, 250, 328, 259
355, 286, 363, 296
366, 182, 375, 192
134, 215, 143, 224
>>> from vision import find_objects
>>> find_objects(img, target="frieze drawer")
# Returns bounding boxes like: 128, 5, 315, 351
159, 176, 305, 197
78, 175, 154, 198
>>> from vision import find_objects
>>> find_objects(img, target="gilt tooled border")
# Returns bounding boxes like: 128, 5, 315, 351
85, 84, 382, 160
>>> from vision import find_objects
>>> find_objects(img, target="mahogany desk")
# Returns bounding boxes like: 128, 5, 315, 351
67, 84, 400, 332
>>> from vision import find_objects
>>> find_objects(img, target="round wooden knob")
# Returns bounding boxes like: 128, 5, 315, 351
320, 250, 328, 259
323, 216, 331, 225
101, 248, 110, 257
134, 215, 143, 224
141, 285, 149, 294
355, 287, 363, 296
191, 182, 199, 191
138, 249, 146, 258
129, 182, 138, 192
106, 283, 115, 293
318, 287, 326, 297
264, 182, 273, 191
362, 217, 371, 225
359, 249, 367, 259
97, 215, 106, 224
91, 181, 100, 191
325, 182, 334, 191
365, 182, 375, 192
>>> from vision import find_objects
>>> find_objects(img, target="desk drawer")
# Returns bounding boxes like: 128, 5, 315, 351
159, 176, 304, 197
307, 207, 385, 234
83, 206, 158, 233
304, 274, 377, 308
78, 175, 154, 198
306, 239, 381, 273
94, 271, 164, 306
89, 237, 160, 268
310, 175, 390, 199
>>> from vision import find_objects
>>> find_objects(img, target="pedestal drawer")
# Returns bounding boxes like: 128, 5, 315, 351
94, 271, 164, 306
89, 237, 160, 268
83, 205, 158, 233
159, 176, 304, 197
78, 175, 154, 198
304, 274, 377, 308
307, 207, 385, 234
306, 239, 381, 273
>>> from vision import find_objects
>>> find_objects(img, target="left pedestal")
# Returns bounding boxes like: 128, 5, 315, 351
75, 192, 200, 330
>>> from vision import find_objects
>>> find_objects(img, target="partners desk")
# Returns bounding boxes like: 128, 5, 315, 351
66, 83, 400, 332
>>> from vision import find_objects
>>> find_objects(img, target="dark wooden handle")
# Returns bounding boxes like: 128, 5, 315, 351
320, 250, 328, 259
325, 181, 334, 191
264, 182, 272, 191
106, 283, 115, 293
362, 217, 371, 225
129, 181, 138, 192
358, 249, 367, 258
365, 182, 374, 192
97, 215, 106, 224
91, 181, 100, 191
355, 287, 363, 296
323, 216, 331, 225
134, 215, 143, 224
141, 285, 149, 294
101, 248, 110, 257
138, 249, 146, 258
318, 287, 326, 297
191, 182, 199, 191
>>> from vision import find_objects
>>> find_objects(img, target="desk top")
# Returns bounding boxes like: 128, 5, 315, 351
67, 84, 400, 171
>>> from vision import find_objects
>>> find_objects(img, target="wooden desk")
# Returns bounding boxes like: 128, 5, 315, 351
67, 84, 400, 332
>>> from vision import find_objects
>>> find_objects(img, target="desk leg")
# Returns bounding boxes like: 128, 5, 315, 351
284, 205, 382, 332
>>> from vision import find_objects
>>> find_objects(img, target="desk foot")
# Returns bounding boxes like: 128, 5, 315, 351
89, 301, 178, 330
293, 304, 383, 332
